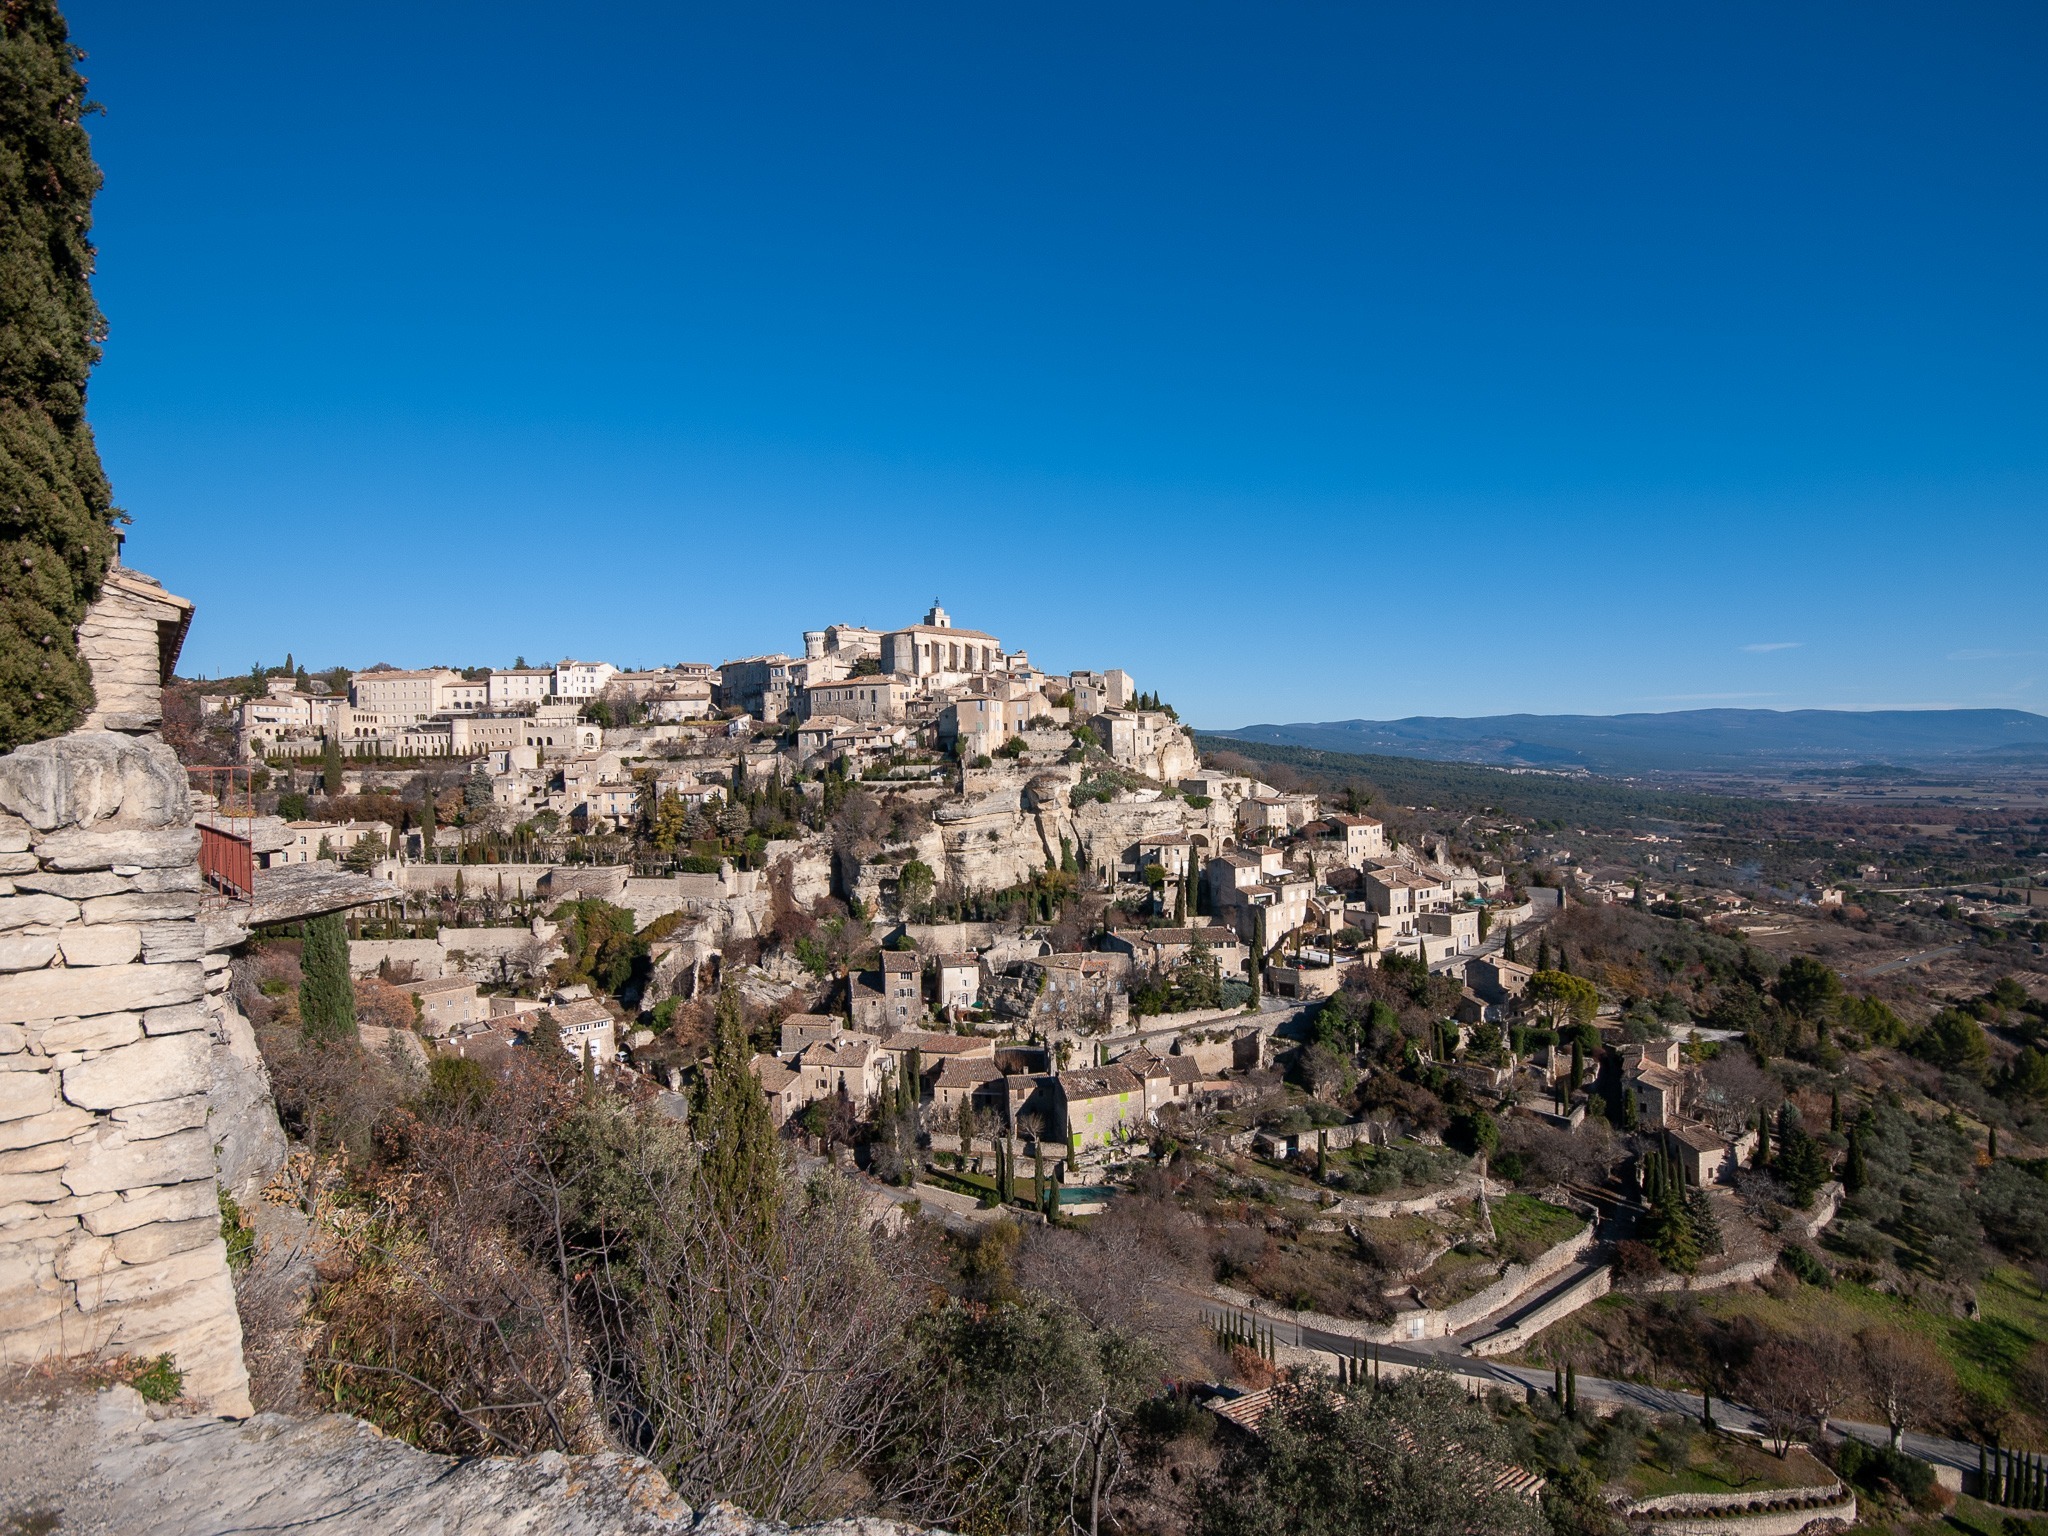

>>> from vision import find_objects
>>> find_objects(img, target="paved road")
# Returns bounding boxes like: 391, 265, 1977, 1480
1199, 1300, 1984, 1475
1851, 943, 1968, 979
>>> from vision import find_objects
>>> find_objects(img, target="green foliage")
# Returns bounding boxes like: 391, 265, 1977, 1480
0, 2, 121, 750
277, 790, 309, 821
552, 898, 645, 996
690, 988, 781, 1243
896, 859, 937, 916
1772, 1109, 1831, 1208
1836, 1438, 1937, 1509
1525, 970, 1599, 1029
1639, 1149, 1699, 1273
1838, 993, 1907, 1047
892, 1289, 1162, 1536
648, 789, 689, 852
1780, 1245, 1831, 1287
1132, 939, 1225, 1017
1195, 1371, 1543, 1536
1973, 1161, 2048, 1261
218, 1188, 253, 1272
1773, 956, 1842, 1022
127, 1353, 184, 1405
322, 734, 345, 796
2005, 1047, 2048, 1102
1914, 1008, 1991, 1076
297, 912, 357, 1046
995, 735, 1027, 758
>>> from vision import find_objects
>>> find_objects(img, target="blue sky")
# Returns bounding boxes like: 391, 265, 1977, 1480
68, 2, 2048, 726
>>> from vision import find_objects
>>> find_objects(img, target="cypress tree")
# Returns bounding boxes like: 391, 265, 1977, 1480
1829, 1089, 1842, 1134
1569, 1035, 1584, 1095
419, 792, 435, 857
1989, 1124, 1998, 1161
691, 986, 782, 1242
1537, 934, 1551, 972
1754, 1108, 1771, 1167
297, 912, 357, 1045
1843, 1132, 1867, 1193
0, 3, 122, 751
1503, 922, 1516, 962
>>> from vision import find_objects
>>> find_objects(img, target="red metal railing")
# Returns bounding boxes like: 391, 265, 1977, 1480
199, 822, 254, 900
188, 766, 257, 903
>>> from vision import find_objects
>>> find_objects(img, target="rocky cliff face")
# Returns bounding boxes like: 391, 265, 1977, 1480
1, 1381, 945, 1536
0, 730, 278, 1416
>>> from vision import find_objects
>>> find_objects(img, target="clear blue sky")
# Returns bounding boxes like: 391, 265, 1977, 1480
68, 2, 2048, 726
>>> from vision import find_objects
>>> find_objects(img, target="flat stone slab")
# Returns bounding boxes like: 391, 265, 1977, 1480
246, 866, 399, 927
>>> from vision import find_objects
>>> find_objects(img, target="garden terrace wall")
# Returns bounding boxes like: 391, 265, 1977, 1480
0, 730, 268, 1414
1619, 1480, 1856, 1536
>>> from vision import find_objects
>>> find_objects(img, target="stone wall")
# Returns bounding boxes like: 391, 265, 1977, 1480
1620, 1481, 1856, 1536
0, 730, 272, 1415
1466, 1262, 1612, 1357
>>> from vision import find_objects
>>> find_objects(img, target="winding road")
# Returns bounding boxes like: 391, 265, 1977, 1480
1197, 1300, 1986, 1477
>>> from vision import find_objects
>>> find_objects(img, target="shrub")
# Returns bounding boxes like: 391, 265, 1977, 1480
128, 1354, 184, 1405
218, 1189, 254, 1272
1836, 1438, 1939, 1510
1780, 1244, 1832, 1288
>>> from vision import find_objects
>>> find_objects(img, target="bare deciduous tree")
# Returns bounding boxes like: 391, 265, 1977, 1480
1857, 1326, 1952, 1451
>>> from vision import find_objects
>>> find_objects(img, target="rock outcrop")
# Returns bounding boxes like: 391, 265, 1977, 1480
0, 730, 273, 1416
0, 1382, 943, 1536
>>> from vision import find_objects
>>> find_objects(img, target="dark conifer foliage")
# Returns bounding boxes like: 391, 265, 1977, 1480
297, 913, 358, 1045
0, 1, 121, 749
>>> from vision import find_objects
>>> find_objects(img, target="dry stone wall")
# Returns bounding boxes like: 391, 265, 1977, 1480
0, 730, 271, 1415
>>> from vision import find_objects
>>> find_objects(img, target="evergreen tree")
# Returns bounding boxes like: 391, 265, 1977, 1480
528, 1010, 563, 1062
1537, 934, 1551, 972
1619, 1079, 1638, 1129
1641, 1150, 1699, 1273
1753, 1107, 1771, 1167
0, 2, 122, 750
1844, 1131, 1867, 1193
297, 912, 357, 1045
419, 792, 435, 856
691, 987, 781, 1243
1502, 922, 1516, 962
1685, 1185, 1724, 1255
1569, 1035, 1584, 1095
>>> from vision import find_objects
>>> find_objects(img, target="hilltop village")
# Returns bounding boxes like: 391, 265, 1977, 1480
162, 601, 2048, 1535
175, 602, 1815, 1226
189, 606, 1542, 1161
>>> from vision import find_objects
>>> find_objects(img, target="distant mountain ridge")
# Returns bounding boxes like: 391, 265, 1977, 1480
1206, 708, 2048, 776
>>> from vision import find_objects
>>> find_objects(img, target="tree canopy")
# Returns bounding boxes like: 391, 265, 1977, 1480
0, 1, 122, 749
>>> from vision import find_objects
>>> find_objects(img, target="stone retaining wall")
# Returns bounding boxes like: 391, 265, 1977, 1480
1468, 1262, 1612, 1356
0, 731, 270, 1414
1620, 1481, 1856, 1536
